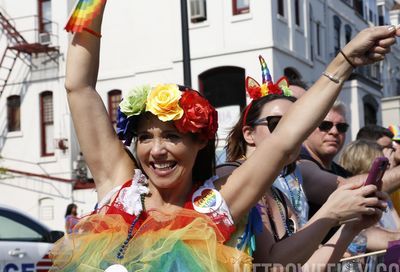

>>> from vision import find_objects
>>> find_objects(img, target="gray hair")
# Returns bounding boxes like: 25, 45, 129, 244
331, 100, 347, 117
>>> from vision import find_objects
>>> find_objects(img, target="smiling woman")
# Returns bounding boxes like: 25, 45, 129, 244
52, 84, 252, 271
50, 1, 400, 271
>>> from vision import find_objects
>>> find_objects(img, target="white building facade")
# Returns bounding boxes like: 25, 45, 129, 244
0, 0, 399, 230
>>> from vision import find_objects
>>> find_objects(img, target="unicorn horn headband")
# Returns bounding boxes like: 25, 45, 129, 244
389, 124, 400, 141
242, 55, 293, 127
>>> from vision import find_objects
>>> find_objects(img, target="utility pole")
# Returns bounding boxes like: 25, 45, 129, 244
180, 0, 192, 87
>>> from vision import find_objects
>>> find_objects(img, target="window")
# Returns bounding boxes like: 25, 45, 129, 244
316, 22, 321, 56
0, 215, 43, 241
40, 91, 54, 156
277, 0, 284, 16
370, 63, 381, 81
354, 0, 364, 17
199, 66, 246, 109
39, 197, 54, 221
363, 95, 378, 125
190, 0, 207, 23
341, 0, 353, 5
333, 15, 341, 55
232, 0, 249, 15
368, 8, 374, 23
344, 24, 352, 44
108, 89, 122, 129
397, 79, 400, 96
378, 5, 385, 26
199, 67, 245, 144
7, 95, 20, 132
294, 0, 301, 26
284, 68, 302, 83
38, 0, 52, 33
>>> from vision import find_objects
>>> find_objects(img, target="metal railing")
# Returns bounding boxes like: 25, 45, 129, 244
9, 15, 59, 47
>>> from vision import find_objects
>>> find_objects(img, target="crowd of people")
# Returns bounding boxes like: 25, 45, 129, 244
49, 2, 400, 271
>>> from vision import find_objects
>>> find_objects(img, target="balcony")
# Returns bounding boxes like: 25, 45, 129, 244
7, 15, 59, 51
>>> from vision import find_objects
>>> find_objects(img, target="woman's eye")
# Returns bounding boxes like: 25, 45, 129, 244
165, 134, 180, 140
138, 134, 151, 142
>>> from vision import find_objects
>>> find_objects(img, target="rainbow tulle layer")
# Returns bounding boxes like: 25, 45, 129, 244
50, 208, 252, 271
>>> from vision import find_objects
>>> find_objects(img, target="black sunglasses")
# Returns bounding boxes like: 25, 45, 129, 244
252, 115, 282, 133
318, 121, 349, 133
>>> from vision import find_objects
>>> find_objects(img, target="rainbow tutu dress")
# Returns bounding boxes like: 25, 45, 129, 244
50, 170, 254, 271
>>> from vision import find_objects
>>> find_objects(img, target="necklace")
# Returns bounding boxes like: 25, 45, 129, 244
117, 193, 146, 260
105, 193, 146, 272
281, 173, 302, 213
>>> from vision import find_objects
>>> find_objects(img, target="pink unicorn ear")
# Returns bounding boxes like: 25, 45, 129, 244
245, 76, 263, 100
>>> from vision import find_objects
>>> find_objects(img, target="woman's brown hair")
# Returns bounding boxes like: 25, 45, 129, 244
225, 94, 296, 175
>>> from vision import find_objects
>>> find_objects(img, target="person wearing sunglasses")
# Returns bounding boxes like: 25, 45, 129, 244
301, 101, 350, 178
215, 57, 388, 269
298, 110, 400, 253
299, 102, 352, 242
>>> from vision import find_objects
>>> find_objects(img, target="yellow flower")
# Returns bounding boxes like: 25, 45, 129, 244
146, 84, 184, 121
260, 84, 269, 96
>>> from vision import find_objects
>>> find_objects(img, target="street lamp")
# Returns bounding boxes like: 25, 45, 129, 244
180, 0, 192, 87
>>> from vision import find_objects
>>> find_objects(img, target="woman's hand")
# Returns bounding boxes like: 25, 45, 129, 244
321, 180, 387, 224
344, 208, 383, 233
342, 25, 400, 66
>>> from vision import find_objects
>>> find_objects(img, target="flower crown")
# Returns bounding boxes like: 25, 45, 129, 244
242, 55, 293, 126
117, 84, 218, 145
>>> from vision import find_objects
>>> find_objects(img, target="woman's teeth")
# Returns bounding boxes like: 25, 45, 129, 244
154, 162, 174, 169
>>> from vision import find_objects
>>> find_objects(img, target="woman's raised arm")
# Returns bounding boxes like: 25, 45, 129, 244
220, 25, 400, 221
65, 4, 135, 199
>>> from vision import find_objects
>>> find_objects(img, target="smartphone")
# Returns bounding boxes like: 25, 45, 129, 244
364, 157, 389, 190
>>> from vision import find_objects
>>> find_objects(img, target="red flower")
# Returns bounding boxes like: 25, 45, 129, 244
175, 91, 218, 139
247, 85, 262, 100
267, 83, 283, 95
